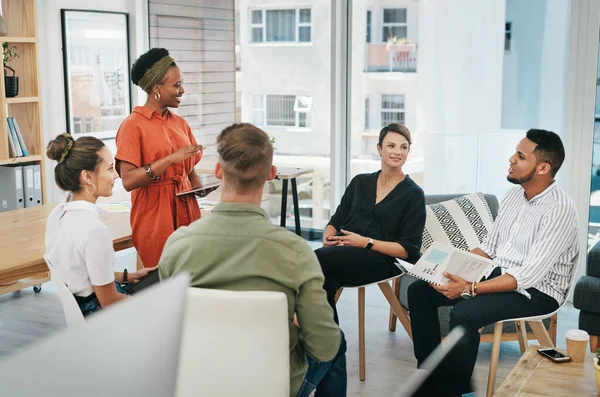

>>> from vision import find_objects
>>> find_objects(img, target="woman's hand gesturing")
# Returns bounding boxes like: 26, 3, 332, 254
171, 145, 204, 164
328, 229, 369, 248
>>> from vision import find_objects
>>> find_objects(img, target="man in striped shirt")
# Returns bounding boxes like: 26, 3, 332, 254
408, 129, 579, 396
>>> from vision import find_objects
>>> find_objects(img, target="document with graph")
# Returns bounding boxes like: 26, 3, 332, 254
396, 241, 494, 285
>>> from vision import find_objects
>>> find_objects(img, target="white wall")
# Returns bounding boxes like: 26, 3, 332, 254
417, 0, 508, 194
502, 0, 570, 133
238, 0, 332, 156
38, 0, 148, 204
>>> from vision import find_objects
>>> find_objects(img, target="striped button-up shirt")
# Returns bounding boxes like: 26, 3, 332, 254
480, 183, 579, 304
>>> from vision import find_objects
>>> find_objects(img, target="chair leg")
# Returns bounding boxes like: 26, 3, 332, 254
590, 335, 599, 353
528, 321, 555, 348
378, 281, 412, 340
334, 288, 343, 304
388, 278, 401, 332
548, 313, 558, 346
486, 322, 504, 397
358, 287, 366, 381
515, 320, 528, 355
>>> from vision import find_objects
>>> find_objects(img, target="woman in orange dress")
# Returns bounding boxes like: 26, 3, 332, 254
115, 48, 205, 267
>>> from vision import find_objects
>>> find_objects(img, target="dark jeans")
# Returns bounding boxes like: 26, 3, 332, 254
315, 246, 401, 324
74, 281, 131, 317
407, 268, 559, 397
296, 331, 347, 397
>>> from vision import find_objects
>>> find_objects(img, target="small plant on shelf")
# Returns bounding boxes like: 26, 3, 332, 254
2, 42, 19, 97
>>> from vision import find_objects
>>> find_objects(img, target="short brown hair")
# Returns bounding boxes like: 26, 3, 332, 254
217, 123, 273, 191
46, 134, 105, 192
378, 123, 412, 146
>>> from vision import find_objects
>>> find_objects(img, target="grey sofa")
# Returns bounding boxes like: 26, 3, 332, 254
573, 241, 600, 352
398, 193, 554, 339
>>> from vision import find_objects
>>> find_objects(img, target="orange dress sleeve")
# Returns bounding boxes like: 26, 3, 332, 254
115, 116, 144, 173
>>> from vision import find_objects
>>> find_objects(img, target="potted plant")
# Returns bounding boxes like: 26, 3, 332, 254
595, 348, 600, 394
3, 42, 18, 97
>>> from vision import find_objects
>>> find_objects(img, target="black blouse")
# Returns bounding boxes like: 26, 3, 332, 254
328, 171, 426, 263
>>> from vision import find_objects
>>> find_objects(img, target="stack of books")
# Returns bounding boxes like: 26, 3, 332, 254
6, 117, 28, 157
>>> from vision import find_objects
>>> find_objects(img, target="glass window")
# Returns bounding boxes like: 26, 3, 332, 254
266, 95, 296, 126
366, 10, 372, 43
251, 10, 262, 24
382, 8, 407, 42
266, 10, 296, 42
250, 10, 264, 43
251, 94, 265, 126
299, 9, 311, 23
381, 94, 405, 126
505, 22, 512, 51
298, 9, 312, 42
250, 9, 311, 43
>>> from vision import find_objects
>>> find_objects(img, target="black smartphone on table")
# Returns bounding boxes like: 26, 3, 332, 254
537, 348, 571, 363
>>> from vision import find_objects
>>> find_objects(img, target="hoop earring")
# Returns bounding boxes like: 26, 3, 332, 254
84, 183, 96, 196
154, 91, 161, 101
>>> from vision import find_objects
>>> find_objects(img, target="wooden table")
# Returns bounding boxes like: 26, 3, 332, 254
495, 345, 598, 396
0, 203, 132, 295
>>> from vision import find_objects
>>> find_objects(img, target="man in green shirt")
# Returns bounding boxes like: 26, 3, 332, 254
159, 123, 347, 397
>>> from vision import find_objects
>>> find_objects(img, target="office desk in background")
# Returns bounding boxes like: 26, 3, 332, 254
0, 204, 132, 296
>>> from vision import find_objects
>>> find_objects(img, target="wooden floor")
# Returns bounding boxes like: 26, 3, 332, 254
0, 249, 579, 396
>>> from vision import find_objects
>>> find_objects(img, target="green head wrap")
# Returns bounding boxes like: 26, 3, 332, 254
137, 55, 175, 93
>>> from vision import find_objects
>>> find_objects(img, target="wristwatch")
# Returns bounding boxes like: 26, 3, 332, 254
145, 164, 159, 180
365, 238, 374, 250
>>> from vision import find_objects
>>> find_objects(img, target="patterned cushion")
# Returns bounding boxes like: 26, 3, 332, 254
421, 192, 494, 253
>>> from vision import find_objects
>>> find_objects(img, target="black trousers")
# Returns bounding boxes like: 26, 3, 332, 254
407, 269, 559, 396
315, 246, 401, 324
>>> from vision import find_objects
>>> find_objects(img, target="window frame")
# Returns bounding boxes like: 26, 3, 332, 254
366, 9, 372, 43
251, 94, 312, 129
250, 10, 264, 44
381, 8, 408, 43
249, 8, 312, 44
380, 94, 406, 127
505, 22, 512, 52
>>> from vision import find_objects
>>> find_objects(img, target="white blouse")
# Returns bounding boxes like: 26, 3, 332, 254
45, 196, 115, 297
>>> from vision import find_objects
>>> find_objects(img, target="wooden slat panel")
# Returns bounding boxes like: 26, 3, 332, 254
183, 82, 235, 94
150, 0, 235, 137
181, 72, 235, 84
150, 26, 232, 41
178, 102, 234, 117
150, 4, 232, 20
149, 0, 233, 10
150, 15, 233, 31
185, 112, 235, 126
154, 38, 233, 52
179, 61, 234, 73
184, 92, 235, 104
170, 50, 234, 63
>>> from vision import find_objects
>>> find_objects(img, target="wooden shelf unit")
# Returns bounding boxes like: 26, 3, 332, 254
0, 0, 45, 206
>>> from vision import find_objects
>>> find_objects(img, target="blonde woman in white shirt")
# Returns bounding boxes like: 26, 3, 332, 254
45, 133, 155, 316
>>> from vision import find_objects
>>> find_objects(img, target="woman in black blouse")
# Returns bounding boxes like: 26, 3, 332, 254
315, 123, 426, 323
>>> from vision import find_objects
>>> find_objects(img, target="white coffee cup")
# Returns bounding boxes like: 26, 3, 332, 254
565, 329, 589, 363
